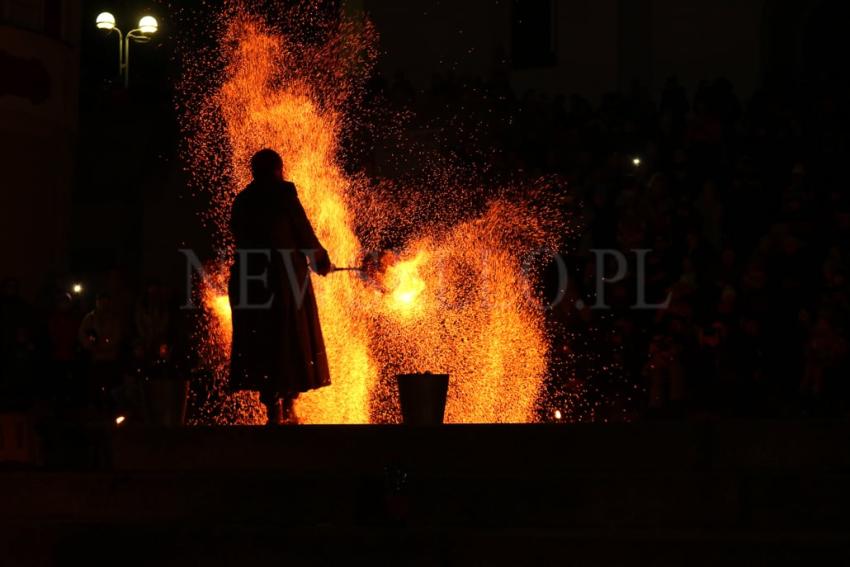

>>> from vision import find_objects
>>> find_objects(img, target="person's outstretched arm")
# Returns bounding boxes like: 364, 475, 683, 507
288, 185, 332, 276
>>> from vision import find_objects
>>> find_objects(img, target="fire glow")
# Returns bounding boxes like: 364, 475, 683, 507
180, 2, 563, 424
385, 251, 427, 313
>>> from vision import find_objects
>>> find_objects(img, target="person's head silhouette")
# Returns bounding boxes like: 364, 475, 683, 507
250, 149, 284, 182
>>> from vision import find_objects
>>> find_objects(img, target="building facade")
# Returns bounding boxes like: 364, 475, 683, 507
1, 0, 80, 298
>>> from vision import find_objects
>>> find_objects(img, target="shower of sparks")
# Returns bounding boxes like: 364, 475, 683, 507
177, 1, 567, 424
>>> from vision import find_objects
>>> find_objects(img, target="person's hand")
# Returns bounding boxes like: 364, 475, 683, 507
313, 248, 332, 276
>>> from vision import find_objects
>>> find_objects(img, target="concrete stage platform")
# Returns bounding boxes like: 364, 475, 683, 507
2, 420, 850, 565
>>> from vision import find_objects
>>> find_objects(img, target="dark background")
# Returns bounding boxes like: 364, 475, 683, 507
1, 0, 849, 420
2, 0, 846, 297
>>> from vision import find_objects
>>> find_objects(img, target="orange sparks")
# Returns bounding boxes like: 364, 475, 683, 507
179, 2, 561, 424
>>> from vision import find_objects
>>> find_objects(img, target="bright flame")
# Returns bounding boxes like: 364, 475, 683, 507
115, 415, 126, 425
211, 294, 232, 335
384, 251, 427, 313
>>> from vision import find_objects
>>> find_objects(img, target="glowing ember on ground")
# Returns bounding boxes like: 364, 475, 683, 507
178, 2, 565, 424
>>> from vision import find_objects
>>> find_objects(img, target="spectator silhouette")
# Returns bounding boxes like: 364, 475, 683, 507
46, 291, 81, 406
78, 292, 126, 416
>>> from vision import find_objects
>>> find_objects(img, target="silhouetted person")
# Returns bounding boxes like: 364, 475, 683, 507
0, 278, 35, 406
1, 278, 27, 366
133, 280, 172, 365
46, 291, 81, 405
660, 75, 689, 120
229, 149, 332, 424
79, 292, 125, 416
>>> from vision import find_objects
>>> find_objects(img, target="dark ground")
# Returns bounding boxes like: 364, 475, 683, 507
2, 420, 849, 566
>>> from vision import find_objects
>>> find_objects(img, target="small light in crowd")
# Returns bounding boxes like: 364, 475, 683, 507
72, 283, 83, 294
554, 409, 562, 420
632, 157, 641, 167
115, 415, 126, 426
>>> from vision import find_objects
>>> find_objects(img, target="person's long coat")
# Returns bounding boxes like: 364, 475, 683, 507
228, 179, 331, 396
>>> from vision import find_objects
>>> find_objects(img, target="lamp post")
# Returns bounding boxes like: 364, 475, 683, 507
95, 12, 158, 88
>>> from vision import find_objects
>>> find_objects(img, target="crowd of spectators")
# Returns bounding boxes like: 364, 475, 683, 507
372, 69, 850, 419
0, 274, 190, 423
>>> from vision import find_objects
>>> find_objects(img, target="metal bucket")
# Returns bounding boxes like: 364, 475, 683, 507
396, 373, 449, 425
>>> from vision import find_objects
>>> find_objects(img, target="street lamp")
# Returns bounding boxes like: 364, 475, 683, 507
95, 12, 115, 29
95, 12, 158, 88
138, 16, 158, 34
